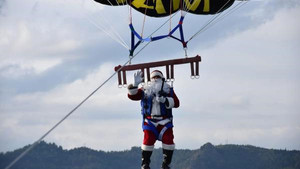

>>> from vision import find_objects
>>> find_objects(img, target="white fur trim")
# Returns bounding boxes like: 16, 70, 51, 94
128, 85, 138, 95
162, 143, 175, 150
166, 97, 175, 109
150, 70, 164, 79
142, 144, 154, 151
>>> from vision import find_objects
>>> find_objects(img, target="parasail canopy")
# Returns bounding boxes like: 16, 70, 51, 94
94, 0, 235, 17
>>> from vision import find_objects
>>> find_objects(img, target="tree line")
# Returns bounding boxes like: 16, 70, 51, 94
1, 141, 299, 169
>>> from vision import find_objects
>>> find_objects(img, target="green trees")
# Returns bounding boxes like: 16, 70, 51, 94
1, 142, 299, 169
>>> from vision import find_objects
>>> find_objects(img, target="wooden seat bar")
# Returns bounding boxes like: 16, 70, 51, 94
114, 55, 201, 86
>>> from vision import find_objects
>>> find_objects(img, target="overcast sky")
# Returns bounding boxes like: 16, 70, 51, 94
0, 0, 299, 153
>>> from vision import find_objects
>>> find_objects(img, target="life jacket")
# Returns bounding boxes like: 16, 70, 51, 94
140, 88, 174, 141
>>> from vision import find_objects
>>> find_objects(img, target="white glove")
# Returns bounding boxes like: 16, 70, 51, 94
133, 71, 143, 87
156, 96, 166, 103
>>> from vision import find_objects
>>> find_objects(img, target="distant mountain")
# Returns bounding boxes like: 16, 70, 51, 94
1, 141, 299, 169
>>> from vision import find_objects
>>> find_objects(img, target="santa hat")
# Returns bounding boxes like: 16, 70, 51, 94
150, 70, 164, 79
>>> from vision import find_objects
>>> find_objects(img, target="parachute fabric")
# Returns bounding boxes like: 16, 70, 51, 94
94, 0, 235, 17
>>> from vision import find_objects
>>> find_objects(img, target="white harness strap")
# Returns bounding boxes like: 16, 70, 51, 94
159, 126, 169, 140
145, 118, 171, 127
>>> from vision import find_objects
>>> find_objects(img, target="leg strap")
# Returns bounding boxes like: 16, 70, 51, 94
143, 119, 173, 141
158, 123, 173, 141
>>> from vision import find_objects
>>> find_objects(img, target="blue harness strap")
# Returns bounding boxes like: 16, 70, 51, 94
142, 119, 159, 139
129, 16, 187, 56
142, 118, 173, 141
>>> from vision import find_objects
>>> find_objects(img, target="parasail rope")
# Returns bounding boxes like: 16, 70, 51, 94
87, 16, 129, 50
209, 0, 249, 28
128, 0, 133, 24
114, 0, 121, 6
89, 0, 129, 49
199, 0, 249, 34
141, 0, 150, 38
181, 0, 200, 15
148, 11, 179, 38
98, 1, 130, 48
169, 0, 173, 32
187, 0, 233, 43
98, 15, 129, 49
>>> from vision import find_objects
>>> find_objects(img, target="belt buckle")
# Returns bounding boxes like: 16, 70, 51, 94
151, 115, 163, 120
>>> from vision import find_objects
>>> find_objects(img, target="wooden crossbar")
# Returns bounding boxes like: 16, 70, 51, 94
114, 55, 201, 86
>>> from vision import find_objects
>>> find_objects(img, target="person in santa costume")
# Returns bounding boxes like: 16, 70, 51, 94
127, 70, 180, 169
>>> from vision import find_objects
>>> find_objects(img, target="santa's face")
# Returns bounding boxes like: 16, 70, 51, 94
144, 77, 163, 97
151, 76, 162, 83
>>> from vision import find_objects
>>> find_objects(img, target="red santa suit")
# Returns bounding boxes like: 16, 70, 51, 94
127, 71, 180, 152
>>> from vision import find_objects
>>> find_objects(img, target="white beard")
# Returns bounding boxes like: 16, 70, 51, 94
144, 79, 170, 97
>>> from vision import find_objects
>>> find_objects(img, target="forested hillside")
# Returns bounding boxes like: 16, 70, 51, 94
1, 141, 299, 169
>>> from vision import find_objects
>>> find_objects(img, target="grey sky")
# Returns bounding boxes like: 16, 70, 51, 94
0, 0, 299, 153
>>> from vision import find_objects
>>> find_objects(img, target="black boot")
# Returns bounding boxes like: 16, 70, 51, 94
161, 149, 173, 169
141, 150, 152, 169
